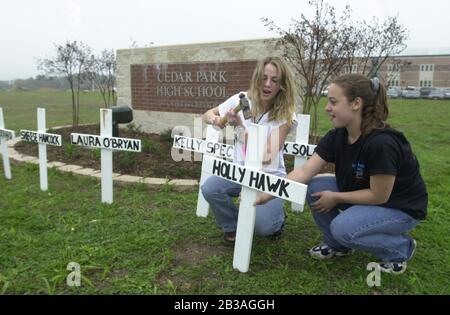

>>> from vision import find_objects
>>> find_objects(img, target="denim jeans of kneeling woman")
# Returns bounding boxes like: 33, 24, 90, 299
306, 176, 418, 262
201, 176, 285, 236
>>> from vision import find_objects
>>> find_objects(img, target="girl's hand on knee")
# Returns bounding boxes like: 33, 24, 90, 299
311, 191, 337, 213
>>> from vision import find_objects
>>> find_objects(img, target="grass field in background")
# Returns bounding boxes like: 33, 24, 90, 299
0, 90, 102, 132
0, 91, 449, 295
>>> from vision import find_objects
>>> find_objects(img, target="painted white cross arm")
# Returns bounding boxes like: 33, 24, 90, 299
283, 142, 316, 157
202, 155, 308, 205
0, 128, 15, 141
173, 134, 234, 160
70, 133, 141, 152
173, 136, 316, 159
20, 130, 62, 146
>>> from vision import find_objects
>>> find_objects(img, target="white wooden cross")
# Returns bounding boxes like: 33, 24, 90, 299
70, 108, 141, 204
20, 108, 62, 191
173, 114, 315, 217
0, 108, 15, 179
201, 124, 308, 272
172, 125, 234, 217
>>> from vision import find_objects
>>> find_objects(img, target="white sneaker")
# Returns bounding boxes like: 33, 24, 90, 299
379, 261, 407, 274
309, 243, 354, 260
408, 239, 417, 261
378, 239, 417, 275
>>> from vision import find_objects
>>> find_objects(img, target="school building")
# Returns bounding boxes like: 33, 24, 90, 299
116, 39, 450, 134
351, 54, 450, 89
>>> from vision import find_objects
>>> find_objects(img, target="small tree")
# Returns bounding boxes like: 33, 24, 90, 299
38, 40, 91, 126
263, 0, 408, 137
87, 49, 117, 108
262, 0, 357, 137
347, 16, 408, 77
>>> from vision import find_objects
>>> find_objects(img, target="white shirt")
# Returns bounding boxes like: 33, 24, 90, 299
218, 92, 297, 177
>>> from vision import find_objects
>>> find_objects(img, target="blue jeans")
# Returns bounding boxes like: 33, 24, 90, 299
201, 176, 285, 236
307, 176, 419, 262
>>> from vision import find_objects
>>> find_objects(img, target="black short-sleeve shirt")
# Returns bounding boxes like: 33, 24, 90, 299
315, 128, 428, 220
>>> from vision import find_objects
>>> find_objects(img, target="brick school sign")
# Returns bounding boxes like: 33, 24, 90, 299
131, 60, 256, 114
117, 39, 284, 134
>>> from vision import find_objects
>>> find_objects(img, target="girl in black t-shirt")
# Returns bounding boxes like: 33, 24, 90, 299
256, 74, 428, 275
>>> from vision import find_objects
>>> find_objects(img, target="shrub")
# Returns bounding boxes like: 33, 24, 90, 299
91, 148, 101, 160
142, 138, 157, 153
115, 151, 136, 171
142, 138, 164, 157
160, 129, 173, 143
126, 123, 142, 133
64, 143, 79, 159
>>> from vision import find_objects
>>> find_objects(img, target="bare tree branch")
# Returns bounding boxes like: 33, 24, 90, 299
38, 41, 92, 126
262, 0, 408, 136
86, 49, 117, 108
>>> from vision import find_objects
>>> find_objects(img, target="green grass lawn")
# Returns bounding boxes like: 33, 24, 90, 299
0, 91, 449, 295
0, 90, 102, 132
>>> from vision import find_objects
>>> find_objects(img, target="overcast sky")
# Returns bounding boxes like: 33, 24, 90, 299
1, 0, 449, 80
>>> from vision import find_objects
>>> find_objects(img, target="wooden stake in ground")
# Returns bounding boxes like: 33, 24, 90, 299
0, 108, 15, 179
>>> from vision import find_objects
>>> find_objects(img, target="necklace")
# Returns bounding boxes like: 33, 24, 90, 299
253, 109, 270, 124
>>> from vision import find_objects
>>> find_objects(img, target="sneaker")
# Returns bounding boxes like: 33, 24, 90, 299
272, 210, 288, 237
269, 219, 285, 239
378, 239, 416, 275
379, 262, 407, 274
222, 231, 236, 246
309, 243, 354, 260
408, 239, 417, 261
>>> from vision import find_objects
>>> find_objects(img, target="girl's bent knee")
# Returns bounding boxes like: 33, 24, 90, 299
201, 183, 216, 199
330, 217, 351, 245
255, 225, 274, 237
